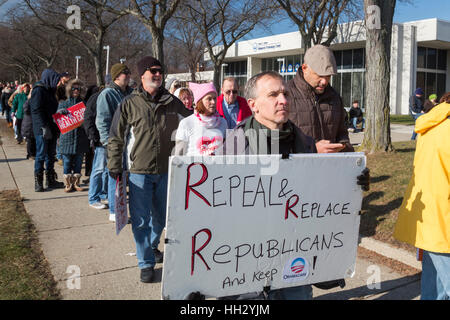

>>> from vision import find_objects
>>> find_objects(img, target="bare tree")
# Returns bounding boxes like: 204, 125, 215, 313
275, 0, 358, 50
186, 0, 273, 90
24, 0, 128, 86
360, 0, 396, 153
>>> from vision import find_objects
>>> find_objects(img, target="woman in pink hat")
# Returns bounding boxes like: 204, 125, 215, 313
175, 82, 227, 156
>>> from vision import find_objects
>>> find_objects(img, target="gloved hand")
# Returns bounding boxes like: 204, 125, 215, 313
185, 291, 205, 300
109, 170, 122, 181
41, 126, 53, 140
357, 168, 370, 191
57, 109, 69, 115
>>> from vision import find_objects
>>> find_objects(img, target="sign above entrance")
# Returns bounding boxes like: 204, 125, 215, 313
252, 41, 281, 52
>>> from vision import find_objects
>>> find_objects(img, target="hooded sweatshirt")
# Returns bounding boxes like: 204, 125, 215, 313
29, 69, 61, 137
394, 102, 450, 253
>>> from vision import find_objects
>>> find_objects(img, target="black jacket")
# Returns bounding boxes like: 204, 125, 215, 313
29, 69, 61, 137
349, 107, 363, 119
1, 90, 12, 111
83, 91, 102, 144
22, 100, 34, 138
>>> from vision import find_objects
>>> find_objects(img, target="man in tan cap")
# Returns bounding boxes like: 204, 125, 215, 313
287, 44, 353, 153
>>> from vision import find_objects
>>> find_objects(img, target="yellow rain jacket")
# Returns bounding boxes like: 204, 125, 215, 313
394, 102, 450, 253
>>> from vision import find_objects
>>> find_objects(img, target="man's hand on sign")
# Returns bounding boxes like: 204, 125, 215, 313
57, 109, 69, 115
316, 140, 346, 153
357, 168, 370, 191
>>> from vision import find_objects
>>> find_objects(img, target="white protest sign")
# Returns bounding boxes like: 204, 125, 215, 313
161, 153, 365, 300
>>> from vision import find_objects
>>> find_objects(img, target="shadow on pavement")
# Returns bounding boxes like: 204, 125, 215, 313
314, 274, 421, 300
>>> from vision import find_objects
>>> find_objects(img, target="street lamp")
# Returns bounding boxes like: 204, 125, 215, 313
103, 45, 110, 78
75, 56, 81, 79
221, 63, 228, 90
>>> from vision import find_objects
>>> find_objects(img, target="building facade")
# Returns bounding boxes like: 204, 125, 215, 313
198, 18, 449, 115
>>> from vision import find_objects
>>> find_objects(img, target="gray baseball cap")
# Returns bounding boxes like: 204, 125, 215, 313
303, 44, 337, 76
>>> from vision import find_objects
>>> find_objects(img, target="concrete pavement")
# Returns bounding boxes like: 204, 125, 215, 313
0, 119, 421, 300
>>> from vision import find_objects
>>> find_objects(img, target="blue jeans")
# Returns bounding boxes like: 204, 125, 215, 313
108, 173, 116, 214
421, 251, 450, 300
128, 173, 168, 269
352, 117, 365, 130
88, 147, 108, 204
411, 113, 423, 140
34, 135, 57, 174
62, 154, 83, 174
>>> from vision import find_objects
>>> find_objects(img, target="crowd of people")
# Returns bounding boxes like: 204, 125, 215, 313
0, 43, 448, 300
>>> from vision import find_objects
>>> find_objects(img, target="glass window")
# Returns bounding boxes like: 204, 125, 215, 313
437, 49, 447, 70
334, 51, 342, 69
331, 74, 341, 94
416, 72, 425, 92
351, 72, 364, 108
342, 50, 352, 69
437, 73, 446, 99
425, 72, 436, 98
417, 47, 426, 69
341, 72, 352, 108
426, 48, 437, 69
353, 49, 364, 69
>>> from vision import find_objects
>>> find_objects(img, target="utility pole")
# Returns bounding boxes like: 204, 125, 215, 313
103, 45, 110, 78
75, 56, 81, 79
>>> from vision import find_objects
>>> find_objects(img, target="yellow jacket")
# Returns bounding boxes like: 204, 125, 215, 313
394, 102, 450, 253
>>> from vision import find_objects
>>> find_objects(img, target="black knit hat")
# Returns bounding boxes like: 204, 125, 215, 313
137, 56, 162, 76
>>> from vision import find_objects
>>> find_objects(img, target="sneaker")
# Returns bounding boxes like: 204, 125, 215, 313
89, 202, 107, 210
153, 248, 163, 263
109, 214, 116, 222
140, 267, 155, 283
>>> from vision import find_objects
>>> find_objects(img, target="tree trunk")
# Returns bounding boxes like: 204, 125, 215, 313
360, 0, 396, 153
213, 64, 221, 92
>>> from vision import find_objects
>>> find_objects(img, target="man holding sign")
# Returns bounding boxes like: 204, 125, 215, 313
214, 71, 368, 299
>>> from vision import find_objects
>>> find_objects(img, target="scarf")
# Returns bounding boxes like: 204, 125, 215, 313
244, 116, 295, 155
195, 110, 221, 129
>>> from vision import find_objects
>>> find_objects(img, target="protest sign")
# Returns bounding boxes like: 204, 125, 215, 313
52, 102, 86, 134
115, 172, 128, 235
161, 153, 366, 300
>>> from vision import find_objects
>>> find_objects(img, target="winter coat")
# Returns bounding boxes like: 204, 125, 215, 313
349, 106, 363, 121
1, 89, 12, 111
409, 95, 424, 115
11, 92, 27, 119
95, 82, 133, 146
217, 116, 316, 155
30, 69, 61, 137
22, 100, 34, 138
57, 97, 90, 155
107, 85, 192, 175
394, 102, 450, 253
287, 70, 353, 152
83, 91, 102, 144
216, 94, 252, 127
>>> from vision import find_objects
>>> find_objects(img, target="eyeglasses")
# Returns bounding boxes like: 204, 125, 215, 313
225, 90, 238, 95
147, 68, 164, 75
71, 87, 81, 91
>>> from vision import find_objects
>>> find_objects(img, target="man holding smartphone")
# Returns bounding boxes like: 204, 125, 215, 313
287, 45, 353, 153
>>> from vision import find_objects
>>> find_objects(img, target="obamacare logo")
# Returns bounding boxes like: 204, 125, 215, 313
290, 258, 306, 274
283, 257, 309, 283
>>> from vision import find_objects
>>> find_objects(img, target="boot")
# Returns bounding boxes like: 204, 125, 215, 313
64, 174, 73, 193
45, 169, 64, 189
34, 172, 44, 192
72, 173, 84, 191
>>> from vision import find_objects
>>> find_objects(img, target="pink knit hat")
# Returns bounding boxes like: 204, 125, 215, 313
189, 82, 217, 105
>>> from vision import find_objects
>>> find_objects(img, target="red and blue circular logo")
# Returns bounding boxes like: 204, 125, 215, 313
290, 258, 306, 274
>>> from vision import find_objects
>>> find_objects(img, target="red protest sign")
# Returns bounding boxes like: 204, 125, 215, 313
52, 102, 86, 134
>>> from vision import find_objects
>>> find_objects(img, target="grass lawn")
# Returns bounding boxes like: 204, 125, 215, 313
0, 189, 60, 299
390, 115, 415, 126
360, 140, 417, 253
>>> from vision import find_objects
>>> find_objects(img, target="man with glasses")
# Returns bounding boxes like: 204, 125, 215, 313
107, 56, 191, 283
95, 63, 133, 220
216, 77, 252, 129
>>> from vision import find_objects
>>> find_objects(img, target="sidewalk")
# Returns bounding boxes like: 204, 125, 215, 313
0, 119, 421, 300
